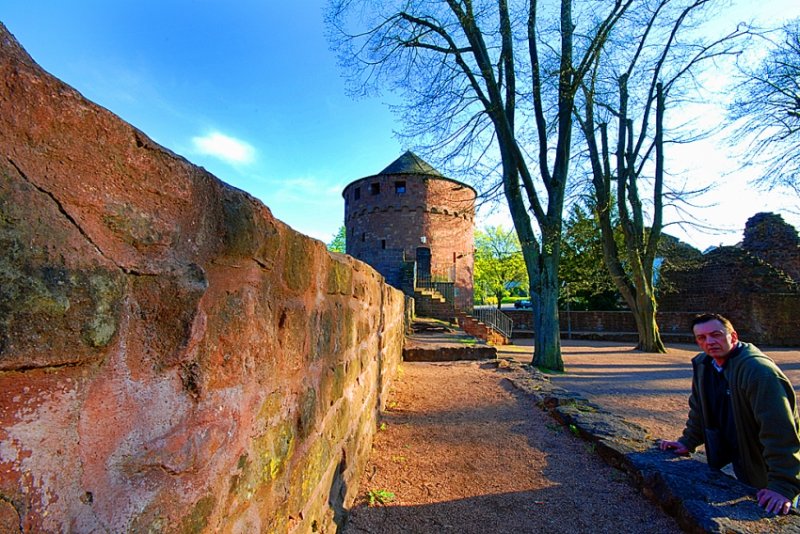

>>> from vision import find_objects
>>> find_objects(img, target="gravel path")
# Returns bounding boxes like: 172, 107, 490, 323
500, 339, 800, 443
344, 360, 681, 533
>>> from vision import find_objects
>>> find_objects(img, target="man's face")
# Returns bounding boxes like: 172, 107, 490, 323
693, 319, 738, 359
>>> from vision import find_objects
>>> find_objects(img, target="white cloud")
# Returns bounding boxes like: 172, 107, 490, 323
192, 131, 256, 165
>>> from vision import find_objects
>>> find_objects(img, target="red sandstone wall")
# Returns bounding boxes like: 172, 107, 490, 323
343, 173, 474, 304
506, 310, 693, 334
658, 246, 800, 346
0, 23, 405, 533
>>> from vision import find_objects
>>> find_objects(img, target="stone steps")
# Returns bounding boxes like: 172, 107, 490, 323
456, 312, 509, 346
413, 288, 455, 322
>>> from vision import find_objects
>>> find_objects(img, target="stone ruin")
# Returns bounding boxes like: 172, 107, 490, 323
659, 212, 800, 345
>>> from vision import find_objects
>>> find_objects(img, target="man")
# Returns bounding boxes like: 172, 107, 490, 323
660, 313, 800, 515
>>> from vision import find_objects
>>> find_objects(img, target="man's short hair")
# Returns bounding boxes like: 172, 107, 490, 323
691, 313, 735, 332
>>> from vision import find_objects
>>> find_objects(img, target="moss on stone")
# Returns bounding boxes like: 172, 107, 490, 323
102, 202, 164, 247
288, 437, 331, 514
256, 391, 284, 426
177, 495, 215, 534
326, 260, 352, 295
262, 502, 289, 534
83, 271, 125, 347
228, 453, 251, 498
325, 397, 352, 444
330, 363, 347, 404
282, 231, 313, 293
297, 387, 318, 439
0, 252, 124, 366
220, 192, 283, 269
266, 422, 294, 483
339, 305, 355, 353
251, 419, 295, 487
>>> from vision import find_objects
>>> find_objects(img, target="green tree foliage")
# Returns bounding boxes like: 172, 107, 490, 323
559, 205, 621, 311
327, 225, 346, 253
474, 226, 528, 308
559, 203, 704, 310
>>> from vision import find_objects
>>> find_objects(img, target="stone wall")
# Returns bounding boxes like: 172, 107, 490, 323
508, 304, 799, 346
659, 217, 800, 346
507, 310, 696, 343
0, 23, 405, 533
343, 169, 475, 306
506, 213, 800, 347
742, 212, 800, 282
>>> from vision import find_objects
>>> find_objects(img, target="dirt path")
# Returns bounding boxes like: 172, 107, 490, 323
344, 361, 681, 533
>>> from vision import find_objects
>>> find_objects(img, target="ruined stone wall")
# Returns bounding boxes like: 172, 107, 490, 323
0, 23, 405, 533
654, 212, 800, 345
659, 246, 800, 345
742, 212, 800, 282
508, 307, 799, 346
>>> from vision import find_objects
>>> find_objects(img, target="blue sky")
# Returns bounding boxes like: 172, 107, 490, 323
2, 1, 798, 249
2, 1, 401, 243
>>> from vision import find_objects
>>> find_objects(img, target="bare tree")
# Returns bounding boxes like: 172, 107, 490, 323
328, 0, 633, 370
575, 0, 747, 352
729, 18, 800, 195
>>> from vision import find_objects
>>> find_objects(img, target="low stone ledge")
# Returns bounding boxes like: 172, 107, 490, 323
496, 360, 800, 533
403, 343, 497, 362
403, 322, 498, 362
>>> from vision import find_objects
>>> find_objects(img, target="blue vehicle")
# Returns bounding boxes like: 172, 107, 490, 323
514, 299, 532, 309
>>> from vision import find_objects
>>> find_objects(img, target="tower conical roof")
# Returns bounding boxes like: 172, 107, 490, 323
379, 151, 443, 177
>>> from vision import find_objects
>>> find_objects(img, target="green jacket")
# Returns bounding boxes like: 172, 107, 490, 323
679, 343, 800, 500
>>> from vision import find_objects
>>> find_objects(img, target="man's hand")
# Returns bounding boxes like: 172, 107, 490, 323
757, 489, 792, 515
658, 440, 690, 456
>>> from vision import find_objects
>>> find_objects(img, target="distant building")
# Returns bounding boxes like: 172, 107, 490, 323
342, 151, 476, 309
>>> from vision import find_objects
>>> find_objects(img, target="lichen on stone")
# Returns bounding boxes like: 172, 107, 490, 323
177, 495, 215, 534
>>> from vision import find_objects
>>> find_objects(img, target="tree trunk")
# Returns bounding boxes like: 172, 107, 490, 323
495, 292, 503, 310
631, 286, 666, 353
582, 76, 667, 354
532, 250, 563, 371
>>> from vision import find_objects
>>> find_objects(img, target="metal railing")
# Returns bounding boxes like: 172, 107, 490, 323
472, 306, 514, 339
416, 280, 454, 302
412, 260, 515, 340
415, 262, 456, 285
414, 262, 458, 314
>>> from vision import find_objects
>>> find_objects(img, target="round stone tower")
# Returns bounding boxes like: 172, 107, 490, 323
342, 151, 476, 309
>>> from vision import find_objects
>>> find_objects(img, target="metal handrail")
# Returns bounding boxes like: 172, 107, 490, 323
417, 279, 454, 299
472, 306, 514, 339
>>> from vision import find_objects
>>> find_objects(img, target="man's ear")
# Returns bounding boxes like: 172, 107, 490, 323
730, 330, 739, 344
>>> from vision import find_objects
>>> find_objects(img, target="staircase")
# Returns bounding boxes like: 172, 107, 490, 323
412, 287, 456, 322
412, 287, 512, 345
411, 273, 513, 345
456, 311, 510, 346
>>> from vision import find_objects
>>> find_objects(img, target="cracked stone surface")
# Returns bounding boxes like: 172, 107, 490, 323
0, 22, 406, 532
